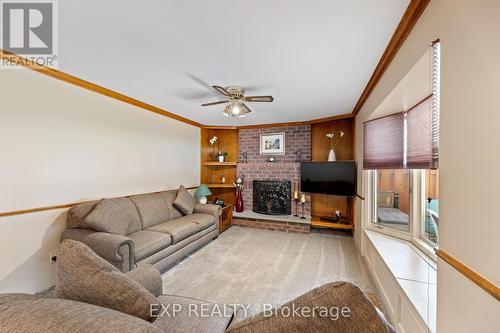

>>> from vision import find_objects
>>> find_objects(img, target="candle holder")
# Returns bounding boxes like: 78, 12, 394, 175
293, 198, 299, 217
300, 193, 306, 219
293, 189, 300, 217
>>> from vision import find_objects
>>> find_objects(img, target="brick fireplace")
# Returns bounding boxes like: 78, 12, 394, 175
237, 125, 311, 217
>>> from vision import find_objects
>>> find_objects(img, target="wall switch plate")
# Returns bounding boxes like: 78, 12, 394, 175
49, 252, 57, 264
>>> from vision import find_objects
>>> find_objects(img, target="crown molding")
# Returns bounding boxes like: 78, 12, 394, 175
351, 0, 431, 116
0, 50, 203, 128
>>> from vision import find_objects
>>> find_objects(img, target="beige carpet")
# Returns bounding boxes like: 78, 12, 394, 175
162, 226, 376, 311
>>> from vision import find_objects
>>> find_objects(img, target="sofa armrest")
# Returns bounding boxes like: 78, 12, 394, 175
125, 265, 162, 297
193, 203, 222, 218
61, 229, 135, 272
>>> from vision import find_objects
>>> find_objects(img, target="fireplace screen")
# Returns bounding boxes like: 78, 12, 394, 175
253, 180, 291, 215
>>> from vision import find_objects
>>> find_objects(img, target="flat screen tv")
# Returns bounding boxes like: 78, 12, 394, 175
301, 161, 356, 196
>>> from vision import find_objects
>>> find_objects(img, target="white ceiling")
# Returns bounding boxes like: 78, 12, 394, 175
58, 0, 409, 126
368, 48, 431, 121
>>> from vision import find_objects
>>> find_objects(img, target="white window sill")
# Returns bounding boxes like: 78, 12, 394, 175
364, 229, 437, 332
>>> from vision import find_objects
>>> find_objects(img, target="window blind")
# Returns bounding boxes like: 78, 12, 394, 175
363, 113, 404, 169
407, 41, 440, 169
406, 96, 439, 169
363, 41, 440, 170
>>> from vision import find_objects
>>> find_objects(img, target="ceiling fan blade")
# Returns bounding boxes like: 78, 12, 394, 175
243, 95, 274, 102
201, 100, 229, 107
212, 85, 230, 96
186, 73, 213, 90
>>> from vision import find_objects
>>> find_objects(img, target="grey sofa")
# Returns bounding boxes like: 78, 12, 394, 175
61, 188, 221, 272
0, 267, 394, 333
0, 240, 394, 333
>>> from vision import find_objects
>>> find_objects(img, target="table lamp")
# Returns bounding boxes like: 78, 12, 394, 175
194, 184, 212, 204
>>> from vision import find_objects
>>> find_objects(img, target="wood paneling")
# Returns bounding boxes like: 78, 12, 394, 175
377, 169, 411, 214
311, 193, 348, 218
0, 50, 202, 127
201, 165, 237, 186
435, 248, 500, 302
311, 118, 354, 161
201, 128, 239, 163
426, 169, 439, 199
310, 118, 356, 229
352, 0, 431, 115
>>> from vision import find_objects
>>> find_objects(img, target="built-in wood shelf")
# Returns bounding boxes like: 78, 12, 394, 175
206, 184, 235, 188
310, 216, 353, 230
202, 161, 238, 166
201, 128, 239, 206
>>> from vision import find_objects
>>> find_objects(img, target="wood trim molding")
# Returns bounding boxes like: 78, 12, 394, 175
0, 50, 203, 128
234, 113, 355, 130
351, 0, 430, 115
435, 248, 500, 302
0, 186, 198, 219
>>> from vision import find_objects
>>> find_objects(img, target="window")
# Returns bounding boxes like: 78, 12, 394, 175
369, 169, 439, 254
372, 169, 411, 232
423, 169, 439, 245
364, 40, 440, 255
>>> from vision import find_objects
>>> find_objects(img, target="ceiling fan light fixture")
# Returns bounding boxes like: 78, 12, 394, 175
223, 101, 249, 117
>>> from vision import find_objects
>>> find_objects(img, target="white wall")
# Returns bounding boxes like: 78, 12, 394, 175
0, 67, 200, 293
354, 0, 500, 332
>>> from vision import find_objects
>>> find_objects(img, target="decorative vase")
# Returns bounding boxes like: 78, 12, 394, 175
218, 155, 224, 163
328, 149, 336, 161
236, 189, 244, 212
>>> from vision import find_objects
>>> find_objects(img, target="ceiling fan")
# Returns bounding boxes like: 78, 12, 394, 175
201, 86, 274, 118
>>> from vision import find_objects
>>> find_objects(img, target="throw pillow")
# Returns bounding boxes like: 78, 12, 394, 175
55, 240, 158, 322
173, 185, 195, 215
85, 198, 133, 235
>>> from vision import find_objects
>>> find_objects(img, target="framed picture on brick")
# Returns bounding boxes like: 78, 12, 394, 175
260, 132, 285, 155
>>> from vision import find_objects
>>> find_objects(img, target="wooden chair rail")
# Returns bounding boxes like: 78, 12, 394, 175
435, 248, 500, 302
0, 186, 198, 219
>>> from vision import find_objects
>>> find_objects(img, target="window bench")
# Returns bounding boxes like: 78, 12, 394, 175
362, 229, 436, 333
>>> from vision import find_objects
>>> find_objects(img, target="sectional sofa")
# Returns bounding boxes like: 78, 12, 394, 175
0, 240, 395, 333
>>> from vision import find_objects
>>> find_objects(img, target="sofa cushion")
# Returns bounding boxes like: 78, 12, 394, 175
174, 213, 216, 231
0, 297, 162, 333
66, 200, 99, 229
85, 199, 134, 235
153, 295, 233, 333
56, 240, 158, 322
128, 230, 172, 262
130, 193, 172, 228
147, 219, 198, 244
173, 185, 196, 215
114, 197, 143, 234
160, 189, 184, 219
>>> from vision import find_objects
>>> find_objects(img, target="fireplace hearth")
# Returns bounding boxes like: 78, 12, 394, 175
253, 180, 291, 215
